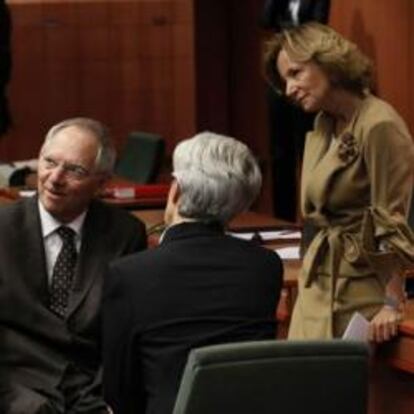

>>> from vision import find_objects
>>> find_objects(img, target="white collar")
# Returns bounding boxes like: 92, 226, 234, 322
38, 200, 87, 239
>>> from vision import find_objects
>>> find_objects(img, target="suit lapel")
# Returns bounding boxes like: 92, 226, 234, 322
303, 104, 365, 211
303, 133, 345, 215
307, 138, 346, 206
67, 204, 107, 316
301, 112, 332, 193
21, 197, 50, 305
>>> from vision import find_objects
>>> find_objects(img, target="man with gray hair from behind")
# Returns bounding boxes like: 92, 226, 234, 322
103, 131, 284, 414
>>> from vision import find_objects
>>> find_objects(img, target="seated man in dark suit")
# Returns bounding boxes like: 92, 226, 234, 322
103, 131, 283, 414
0, 117, 147, 413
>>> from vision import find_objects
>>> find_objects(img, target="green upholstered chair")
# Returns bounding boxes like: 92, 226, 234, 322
173, 340, 369, 414
115, 131, 165, 183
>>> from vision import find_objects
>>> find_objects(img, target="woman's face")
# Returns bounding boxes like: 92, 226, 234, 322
276, 48, 331, 112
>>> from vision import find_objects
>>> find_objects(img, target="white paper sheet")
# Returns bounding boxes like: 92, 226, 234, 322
113, 187, 135, 199
274, 246, 301, 260
19, 190, 36, 198
228, 230, 302, 241
342, 312, 370, 342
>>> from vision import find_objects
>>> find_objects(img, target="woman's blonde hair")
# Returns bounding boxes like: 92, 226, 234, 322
263, 22, 373, 95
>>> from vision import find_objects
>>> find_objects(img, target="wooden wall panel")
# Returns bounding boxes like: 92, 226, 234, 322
226, 0, 273, 213
330, 0, 413, 133
410, 0, 414, 136
193, 0, 231, 136
2, 0, 195, 162
171, 18, 196, 142
228, 0, 268, 156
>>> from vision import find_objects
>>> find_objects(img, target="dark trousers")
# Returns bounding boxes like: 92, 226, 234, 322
0, 365, 108, 414
267, 88, 314, 222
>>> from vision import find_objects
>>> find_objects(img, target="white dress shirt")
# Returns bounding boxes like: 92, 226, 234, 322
38, 201, 86, 285
288, 0, 301, 25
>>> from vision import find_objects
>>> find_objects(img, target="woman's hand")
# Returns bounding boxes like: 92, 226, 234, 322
368, 305, 403, 343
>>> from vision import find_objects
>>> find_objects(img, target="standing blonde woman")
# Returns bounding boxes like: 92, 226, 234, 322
264, 22, 414, 341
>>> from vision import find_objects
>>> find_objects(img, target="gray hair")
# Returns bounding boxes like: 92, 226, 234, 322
173, 131, 262, 224
41, 117, 116, 174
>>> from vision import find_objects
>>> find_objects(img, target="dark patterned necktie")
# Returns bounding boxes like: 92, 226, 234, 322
49, 226, 77, 318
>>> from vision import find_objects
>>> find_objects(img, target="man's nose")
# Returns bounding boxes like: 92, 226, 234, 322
49, 165, 66, 183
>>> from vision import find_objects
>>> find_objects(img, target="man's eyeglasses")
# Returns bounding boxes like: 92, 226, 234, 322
40, 156, 92, 181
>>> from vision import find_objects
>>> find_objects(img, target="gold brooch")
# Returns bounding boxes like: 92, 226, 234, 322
338, 132, 358, 163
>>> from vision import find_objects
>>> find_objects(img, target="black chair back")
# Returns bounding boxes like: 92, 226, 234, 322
115, 131, 165, 183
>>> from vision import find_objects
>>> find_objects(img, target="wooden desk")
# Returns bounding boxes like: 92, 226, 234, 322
369, 301, 414, 414
102, 195, 167, 209
381, 301, 414, 373
0, 187, 20, 204
132, 209, 163, 228
132, 209, 298, 249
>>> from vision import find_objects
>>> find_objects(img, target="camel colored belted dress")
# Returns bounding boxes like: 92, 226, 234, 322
288, 94, 414, 339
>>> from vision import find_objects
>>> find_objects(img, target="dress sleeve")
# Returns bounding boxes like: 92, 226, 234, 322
363, 121, 414, 217
360, 121, 414, 276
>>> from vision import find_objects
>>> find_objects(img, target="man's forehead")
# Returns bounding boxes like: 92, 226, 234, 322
55, 125, 98, 143
42, 127, 98, 154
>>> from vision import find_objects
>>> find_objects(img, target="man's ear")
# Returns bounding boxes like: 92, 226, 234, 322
164, 178, 181, 225
171, 179, 181, 204
94, 172, 111, 196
